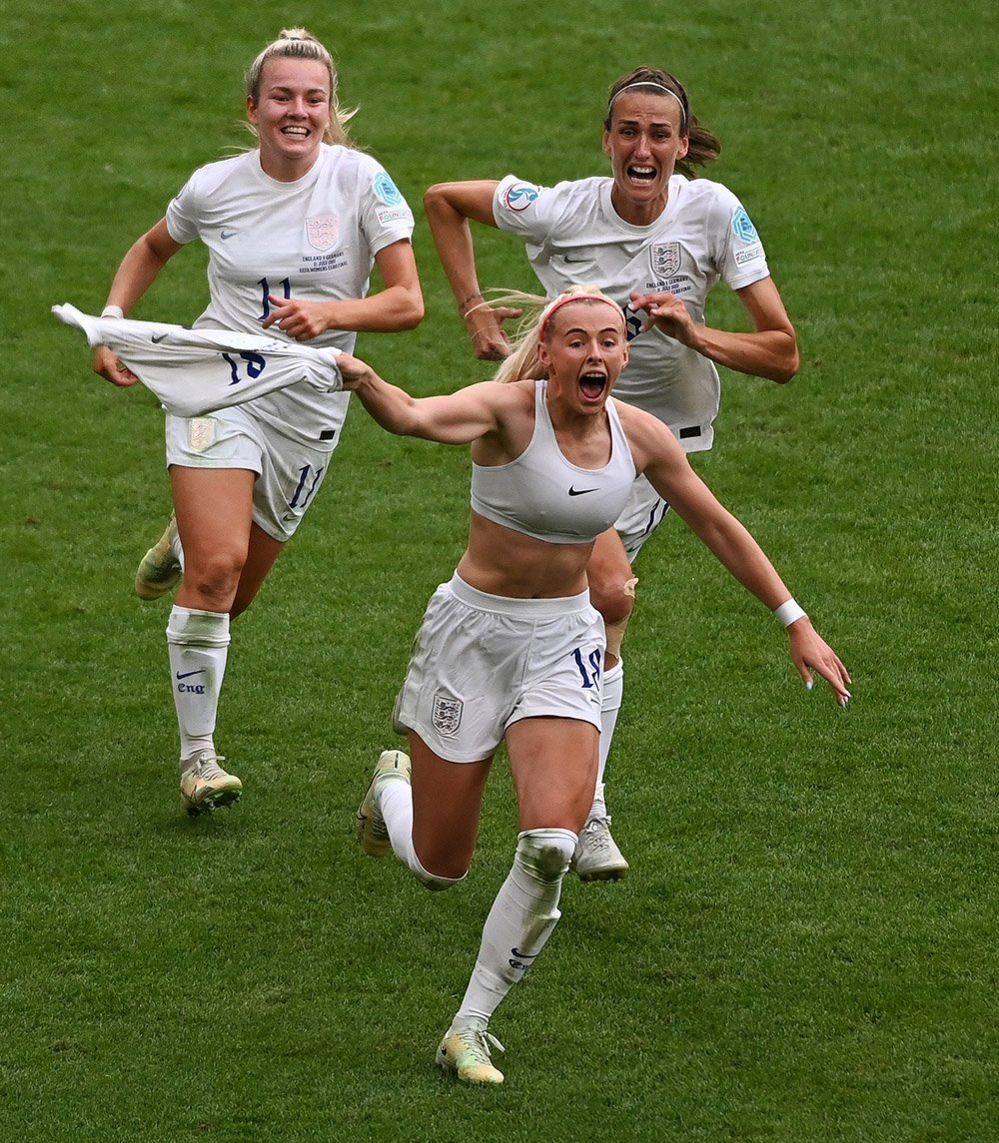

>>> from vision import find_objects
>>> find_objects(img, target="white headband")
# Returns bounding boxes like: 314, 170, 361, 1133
610, 82, 687, 129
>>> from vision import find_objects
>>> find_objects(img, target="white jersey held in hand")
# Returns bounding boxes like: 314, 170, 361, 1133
52, 303, 343, 419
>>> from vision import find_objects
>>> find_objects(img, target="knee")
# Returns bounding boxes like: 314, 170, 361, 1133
517, 828, 577, 882
590, 573, 637, 628
412, 841, 470, 891
186, 548, 246, 606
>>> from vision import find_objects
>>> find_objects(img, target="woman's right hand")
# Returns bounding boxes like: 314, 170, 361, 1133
463, 305, 521, 361
335, 351, 374, 390
92, 344, 139, 387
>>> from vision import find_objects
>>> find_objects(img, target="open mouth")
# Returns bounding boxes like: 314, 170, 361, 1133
579, 372, 607, 399
282, 126, 309, 138
627, 164, 657, 183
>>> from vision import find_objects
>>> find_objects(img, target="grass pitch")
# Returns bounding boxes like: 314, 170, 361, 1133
2, 1, 996, 1139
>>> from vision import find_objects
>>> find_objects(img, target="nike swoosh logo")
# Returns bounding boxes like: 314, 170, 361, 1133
175, 669, 205, 680
151, 334, 167, 343
568, 486, 598, 496
220, 229, 238, 240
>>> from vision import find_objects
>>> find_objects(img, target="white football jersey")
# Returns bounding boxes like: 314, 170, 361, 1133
166, 144, 414, 445
52, 303, 342, 420
493, 173, 771, 452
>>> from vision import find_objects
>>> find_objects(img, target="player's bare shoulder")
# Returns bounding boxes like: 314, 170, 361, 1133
465, 377, 537, 463
613, 398, 684, 471
484, 376, 536, 412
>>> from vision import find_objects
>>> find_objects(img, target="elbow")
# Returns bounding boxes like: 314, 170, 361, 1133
423, 183, 448, 219
772, 338, 800, 384
401, 293, 425, 330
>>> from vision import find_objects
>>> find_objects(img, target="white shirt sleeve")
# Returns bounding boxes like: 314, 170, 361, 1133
492, 174, 562, 243
164, 172, 201, 245
709, 185, 771, 291
357, 159, 416, 257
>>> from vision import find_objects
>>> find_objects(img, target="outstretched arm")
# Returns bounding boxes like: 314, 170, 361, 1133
337, 352, 511, 445
423, 180, 521, 360
630, 276, 799, 383
92, 218, 183, 386
635, 419, 850, 702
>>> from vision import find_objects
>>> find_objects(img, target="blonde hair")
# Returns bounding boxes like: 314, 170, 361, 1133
245, 28, 356, 147
485, 286, 624, 385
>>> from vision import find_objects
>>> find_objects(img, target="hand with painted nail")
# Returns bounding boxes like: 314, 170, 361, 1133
787, 617, 851, 705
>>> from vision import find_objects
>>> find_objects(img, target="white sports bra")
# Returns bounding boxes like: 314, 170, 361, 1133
470, 379, 637, 545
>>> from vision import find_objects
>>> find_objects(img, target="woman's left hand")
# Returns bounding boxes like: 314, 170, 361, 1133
788, 618, 852, 706
631, 290, 697, 346
262, 296, 331, 340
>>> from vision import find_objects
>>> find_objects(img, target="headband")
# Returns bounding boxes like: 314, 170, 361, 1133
539, 294, 624, 340
609, 82, 687, 129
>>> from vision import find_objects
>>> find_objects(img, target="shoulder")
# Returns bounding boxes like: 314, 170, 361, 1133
331, 147, 407, 199
479, 377, 536, 408
495, 174, 606, 218
672, 174, 740, 212
182, 150, 258, 191
613, 399, 681, 466
464, 377, 537, 424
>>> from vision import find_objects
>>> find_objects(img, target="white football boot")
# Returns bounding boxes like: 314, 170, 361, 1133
572, 815, 629, 881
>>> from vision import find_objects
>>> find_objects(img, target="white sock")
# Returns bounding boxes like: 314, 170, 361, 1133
455, 828, 576, 1025
591, 659, 624, 819
379, 777, 464, 892
166, 605, 230, 766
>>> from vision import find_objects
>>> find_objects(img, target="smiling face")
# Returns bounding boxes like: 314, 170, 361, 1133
538, 299, 630, 415
246, 56, 331, 180
602, 91, 689, 225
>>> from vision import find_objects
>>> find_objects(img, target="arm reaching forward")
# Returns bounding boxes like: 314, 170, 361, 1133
625, 407, 851, 704
337, 351, 516, 445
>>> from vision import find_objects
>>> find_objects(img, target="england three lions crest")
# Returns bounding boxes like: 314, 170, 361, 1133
305, 214, 339, 252
432, 693, 463, 736
650, 242, 681, 278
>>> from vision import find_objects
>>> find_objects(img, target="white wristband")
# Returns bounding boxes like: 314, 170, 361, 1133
774, 598, 807, 627
101, 305, 124, 319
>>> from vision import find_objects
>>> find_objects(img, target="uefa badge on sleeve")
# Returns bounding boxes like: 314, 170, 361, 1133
731, 206, 759, 244
503, 182, 540, 212
432, 693, 463, 736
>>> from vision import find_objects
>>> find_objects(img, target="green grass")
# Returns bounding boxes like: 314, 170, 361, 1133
2, 1, 997, 1139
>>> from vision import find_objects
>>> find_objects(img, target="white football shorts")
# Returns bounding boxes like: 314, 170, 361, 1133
395, 572, 605, 762
615, 474, 671, 562
165, 405, 341, 541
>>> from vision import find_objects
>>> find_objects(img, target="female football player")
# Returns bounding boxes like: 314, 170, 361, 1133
92, 29, 423, 814
340, 287, 848, 1084
423, 67, 799, 880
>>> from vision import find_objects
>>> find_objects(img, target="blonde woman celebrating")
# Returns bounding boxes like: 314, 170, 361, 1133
424, 67, 799, 879
339, 287, 848, 1085
92, 29, 422, 814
